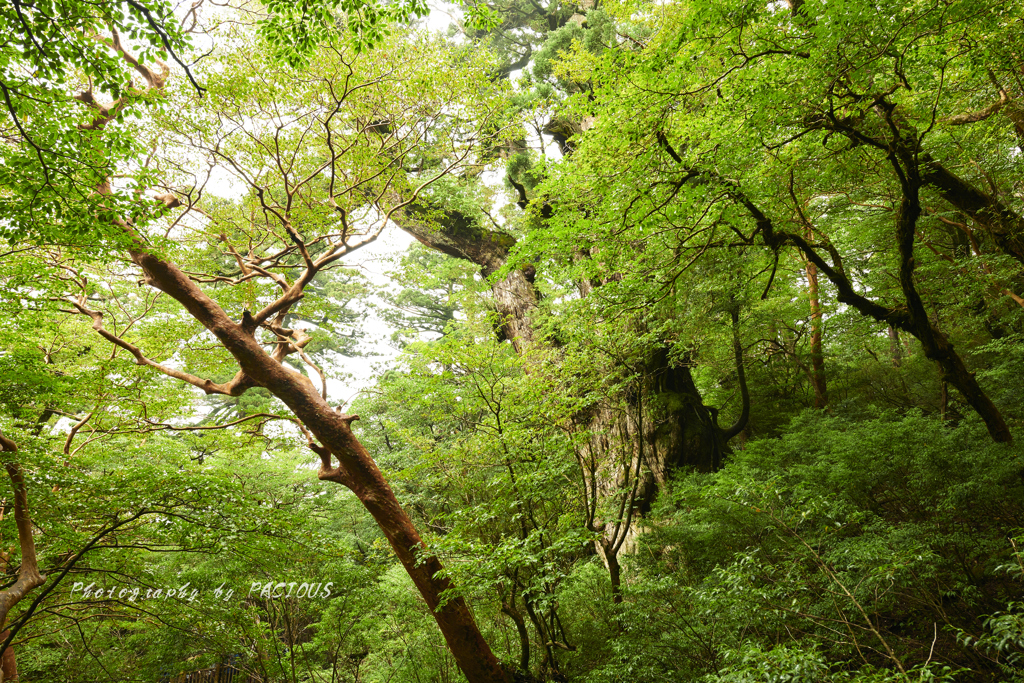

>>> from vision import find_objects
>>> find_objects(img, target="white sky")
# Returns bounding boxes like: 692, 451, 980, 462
324, 223, 414, 409
169, 0, 536, 409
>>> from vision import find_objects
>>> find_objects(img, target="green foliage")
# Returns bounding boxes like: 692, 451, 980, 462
4, 0, 1024, 681
570, 413, 1024, 681
378, 244, 481, 346
260, 0, 429, 64
0, 0, 190, 246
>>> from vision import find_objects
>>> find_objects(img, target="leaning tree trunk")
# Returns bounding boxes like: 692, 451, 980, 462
63, 49, 511, 681
126, 249, 510, 683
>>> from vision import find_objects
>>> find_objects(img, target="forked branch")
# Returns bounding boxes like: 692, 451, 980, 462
65, 297, 255, 396
0, 432, 46, 634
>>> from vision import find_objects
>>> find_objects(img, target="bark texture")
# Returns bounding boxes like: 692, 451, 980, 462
582, 350, 726, 578
389, 205, 739, 584
394, 202, 537, 351
0, 631, 14, 683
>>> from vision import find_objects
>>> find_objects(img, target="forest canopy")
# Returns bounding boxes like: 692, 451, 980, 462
0, 0, 1023, 681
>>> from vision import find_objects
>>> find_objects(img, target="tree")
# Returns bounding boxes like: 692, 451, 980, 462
529, 0, 1024, 445
2, 6, 519, 681
5, 0, 1024, 680
383, 6, 755, 601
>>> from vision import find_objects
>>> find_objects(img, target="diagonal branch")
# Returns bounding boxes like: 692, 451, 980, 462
65, 298, 254, 397
942, 90, 1010, 125
123, 0, 205, 95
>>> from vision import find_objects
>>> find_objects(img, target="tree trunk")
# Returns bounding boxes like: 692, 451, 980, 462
391, 207, 732, 590
889, 152, 1014, 444
920, 155, 1024, 265
127, 250, 510, 683
804, 238, 828, 409
887, 326, 903, 367
0, 433, 47, 683
0, 630, 15, 682
394, 203, 537, 351
601, 540, 623, 604
500, 598, 530, 673
735, 168, 1013, 444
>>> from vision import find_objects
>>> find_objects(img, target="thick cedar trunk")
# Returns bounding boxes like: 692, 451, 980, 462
392, 208, 732, 587
583, 375, 717, 561
582, 342, 738, 566
394, 203, 536, 351
489, 269, 538, 353
392, 207, 726, 472
128, 250, 509, 683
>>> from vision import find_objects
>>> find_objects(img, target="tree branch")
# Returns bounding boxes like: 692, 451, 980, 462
66, 298, 254, 396
0, 432, 47, 634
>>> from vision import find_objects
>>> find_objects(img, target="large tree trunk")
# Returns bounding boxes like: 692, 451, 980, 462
127, 250, 510, 683
394, 203, 537, 351
390, 207, 733, 584
391, 205, 726, 468
582, 350, 726, 574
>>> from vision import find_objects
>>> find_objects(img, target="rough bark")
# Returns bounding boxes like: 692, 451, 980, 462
887, 326, 903, 367
581, 347, 735, 592
393, 202, 537, 351
390, 204, 729, 467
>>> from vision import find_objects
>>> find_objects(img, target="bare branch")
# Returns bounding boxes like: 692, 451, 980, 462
66, 298, 254, 397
